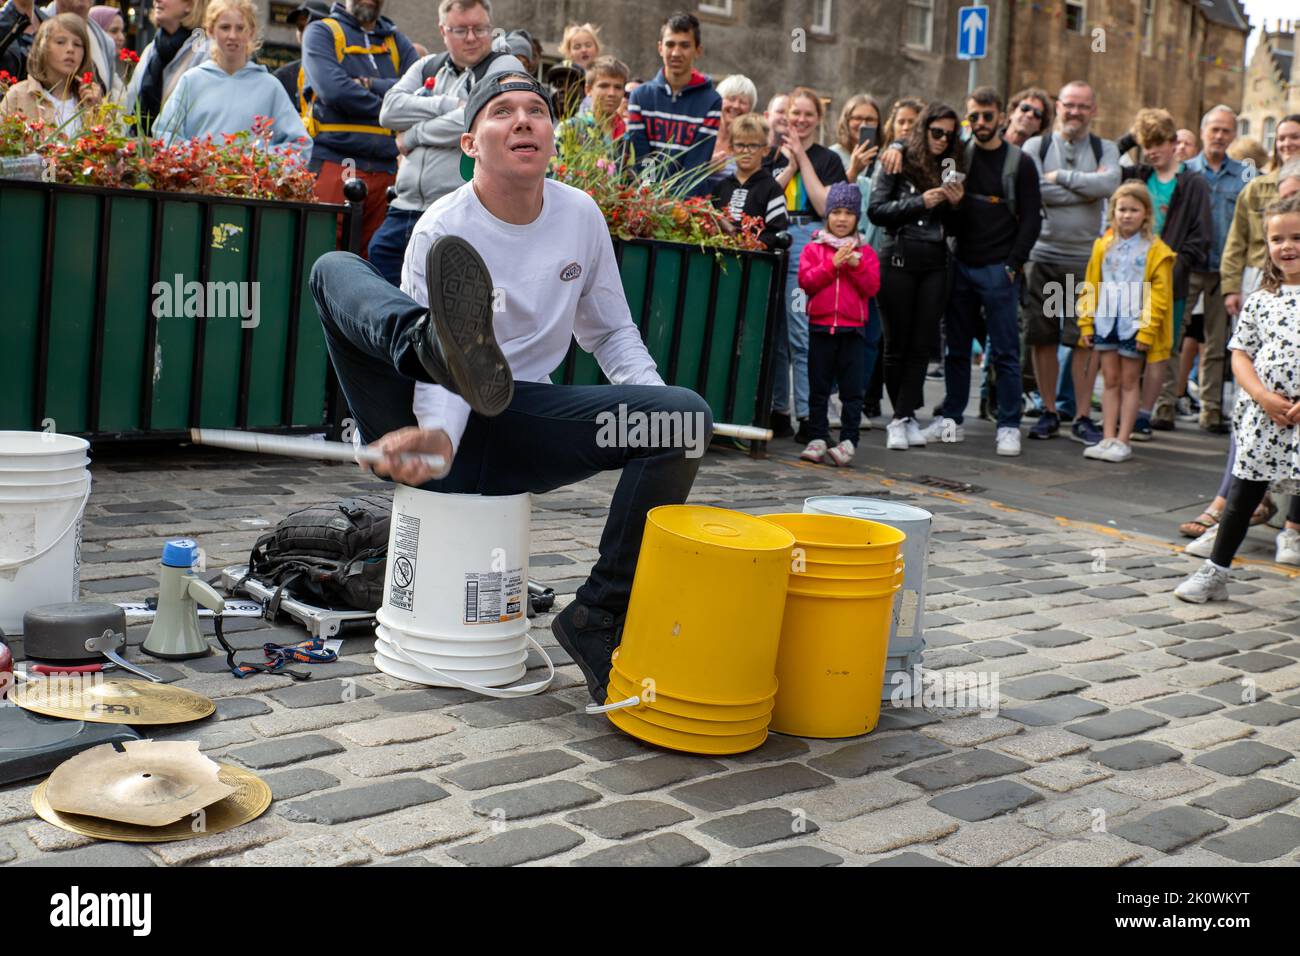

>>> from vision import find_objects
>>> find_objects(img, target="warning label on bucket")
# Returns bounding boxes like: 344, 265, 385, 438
464, 569, 524, 624
388, 513, 420, 612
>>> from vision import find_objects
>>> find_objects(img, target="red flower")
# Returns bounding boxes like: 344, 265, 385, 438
80, 72, 94, 86
119, 48, 140, 64
423, 77, 435, 90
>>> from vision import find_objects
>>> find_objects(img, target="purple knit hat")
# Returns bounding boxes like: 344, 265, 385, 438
826, 181, 862, 216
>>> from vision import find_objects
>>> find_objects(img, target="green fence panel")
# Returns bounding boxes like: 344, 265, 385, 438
197, 204, 251, 428
702, 257, 744, 419
731, 256, 775, 427
44, 191, 101, 434
0, 187, 45, 428
668, 249, 716, 392
290, 211, 336, 426
150, 201, 202, 431
245, 208, 294, 429
98, 196, 155, 433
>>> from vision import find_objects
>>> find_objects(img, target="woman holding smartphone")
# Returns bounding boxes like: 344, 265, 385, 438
868, 102, 965, 450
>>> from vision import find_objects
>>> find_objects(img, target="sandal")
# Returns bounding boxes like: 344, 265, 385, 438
1179, 507, 1222, 538
1250, 495, 1277, 527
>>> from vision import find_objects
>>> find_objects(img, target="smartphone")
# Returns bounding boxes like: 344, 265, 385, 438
858, 124, 877, 147
943, 170, 967, 185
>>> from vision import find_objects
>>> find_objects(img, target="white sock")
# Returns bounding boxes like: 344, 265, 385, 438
1210, 560, 1231, 573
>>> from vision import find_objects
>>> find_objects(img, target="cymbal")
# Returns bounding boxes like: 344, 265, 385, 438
10, 676, 214, 725
32, 764, 271, 843
46, 741, 237, 827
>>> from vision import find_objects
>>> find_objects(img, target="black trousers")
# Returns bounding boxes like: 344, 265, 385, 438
877, 259, 948, 421
808, 327, 866, 445
1212, 478, 1300, 567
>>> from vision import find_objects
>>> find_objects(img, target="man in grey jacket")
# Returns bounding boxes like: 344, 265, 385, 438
1022, 81, 1121, 446
367, 0, 524, 286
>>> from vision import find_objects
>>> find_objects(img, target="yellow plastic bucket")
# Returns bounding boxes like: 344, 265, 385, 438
607, 707, 770, 755
758, 512, 906, 565
600, 505, 794, 755
760, 513, 904, 739
608, 666, 775, 722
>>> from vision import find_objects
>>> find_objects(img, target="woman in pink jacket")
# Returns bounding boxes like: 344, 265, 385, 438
797, 181, 882, 466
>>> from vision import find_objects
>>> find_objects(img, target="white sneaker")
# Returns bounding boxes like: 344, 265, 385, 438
826, 439, 855, 467
995, 427, 1021, 456
1276, 528, 1300, 566
1101, 440, 1132, 462
886, 419, 909, 450
1185, 525, 1218, 558
920, 417, 964, 443
1083, 437, 1113, 460
1174, 560, 1231, 603
905, 418, 927, 446
800, 439, 828, 463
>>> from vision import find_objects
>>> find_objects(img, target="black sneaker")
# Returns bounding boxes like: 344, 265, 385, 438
410, 236, 513, 417
551, 600, 623, 704
793, 418, 811, 444
769, 411, 794, 439
1151, 418, 1175, 431
1027, 410, 1059, 439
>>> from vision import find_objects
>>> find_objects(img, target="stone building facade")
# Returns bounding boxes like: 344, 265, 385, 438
1239, 19, 1298, 158
249, 0, 1248, 142
1005, 0, 1247, 139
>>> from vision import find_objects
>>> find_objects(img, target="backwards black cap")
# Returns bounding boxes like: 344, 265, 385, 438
459, 74, 557, 180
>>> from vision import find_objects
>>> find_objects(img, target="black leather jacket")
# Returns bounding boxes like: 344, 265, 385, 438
867, 162, 953, 259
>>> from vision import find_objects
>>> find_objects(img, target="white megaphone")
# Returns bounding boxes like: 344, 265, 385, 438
142, 539, 225, 660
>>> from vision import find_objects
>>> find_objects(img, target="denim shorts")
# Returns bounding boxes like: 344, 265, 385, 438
1093, 321, 1141, 359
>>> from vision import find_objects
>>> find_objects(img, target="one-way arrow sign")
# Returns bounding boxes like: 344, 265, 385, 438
957, 4, 988, 60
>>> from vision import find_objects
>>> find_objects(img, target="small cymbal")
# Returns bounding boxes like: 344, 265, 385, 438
10, 676, 214, 725
32, 763, 271, 843
46, 741, 237, 827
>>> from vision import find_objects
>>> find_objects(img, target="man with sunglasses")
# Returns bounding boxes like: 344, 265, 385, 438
923, 87, 1041, 457
1022, 81, 1120, 446
1005, 89, 1052, 148
368, 0, 526, 286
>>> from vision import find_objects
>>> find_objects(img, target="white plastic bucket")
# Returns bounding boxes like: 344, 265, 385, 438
804, 497, 932, 692
0, 432, 92, 634
373, 486, 553, 697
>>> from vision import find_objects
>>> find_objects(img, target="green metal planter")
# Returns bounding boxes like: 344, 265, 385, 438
0, 178, 360, 439
555, 236, 788, 457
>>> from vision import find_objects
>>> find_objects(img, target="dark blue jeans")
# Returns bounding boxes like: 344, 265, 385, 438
942, 260, 1023, 428
809, 327, 865, 445
367, 207, 424, 288
310, 251, 711, 616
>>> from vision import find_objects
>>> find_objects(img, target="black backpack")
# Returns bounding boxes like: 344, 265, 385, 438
421, 48, 509, 86
247, 495, 392, 611
1038, 132, 1104, 167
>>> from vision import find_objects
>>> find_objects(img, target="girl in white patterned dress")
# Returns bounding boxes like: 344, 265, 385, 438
1177, 195, 1300, 601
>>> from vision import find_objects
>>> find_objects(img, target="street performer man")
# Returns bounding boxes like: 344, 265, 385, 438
309, 71, 711, 705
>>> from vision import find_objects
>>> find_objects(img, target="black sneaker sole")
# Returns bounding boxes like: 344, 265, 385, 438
551, 613, 607, 705
424, 236, 513, 417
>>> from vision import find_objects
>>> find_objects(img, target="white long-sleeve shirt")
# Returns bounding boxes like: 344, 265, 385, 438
400, 179, 664, 453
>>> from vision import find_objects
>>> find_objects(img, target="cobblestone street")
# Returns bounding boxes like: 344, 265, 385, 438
3, 434, 1299, 868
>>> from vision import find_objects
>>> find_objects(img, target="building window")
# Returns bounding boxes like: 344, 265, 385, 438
1238, 118, 1249, 137
1065, 0, 1086, 34
698, 0, 733, 16
811, 0, 833, 35
1263, 117, 1277, 154
905, 0, 933, 49
1141, 0, 1155, 56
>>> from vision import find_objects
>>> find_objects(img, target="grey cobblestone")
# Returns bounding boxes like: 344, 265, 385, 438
262, 767, 340, 800
1188, 780, 1299, 819
1090, 741, 1182, 771
1112, 806, 1228, 852
264, 679, 374, 710
867, 851, 952, 866
671, 763, 835, 812
935, 821, 1047, 866
470, 781, 602, 820
808, 733, 950, 778
1144, 695, 1224, 718
448, 823, 584, 866
1066, 709, 1169, 741
1192, 741, 1293, 776
564, 733, 658, 762
227, 734, 345, 769
896, 749, 1030, 791
441, 749, 582, 791
1002, 695, 1108, 727
280, 778, 449, 824
572, 832, 708, 867
696, 808, 819, 848
587, 754, 725, 795
564, 800, 692, 840
730, 846, 842, 867
448, 696, 574, 728
1201, 813, 1300, 862
928, 780, 1044, 822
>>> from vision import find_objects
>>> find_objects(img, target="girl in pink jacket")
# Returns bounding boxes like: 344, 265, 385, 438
797, 181, 882, 466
